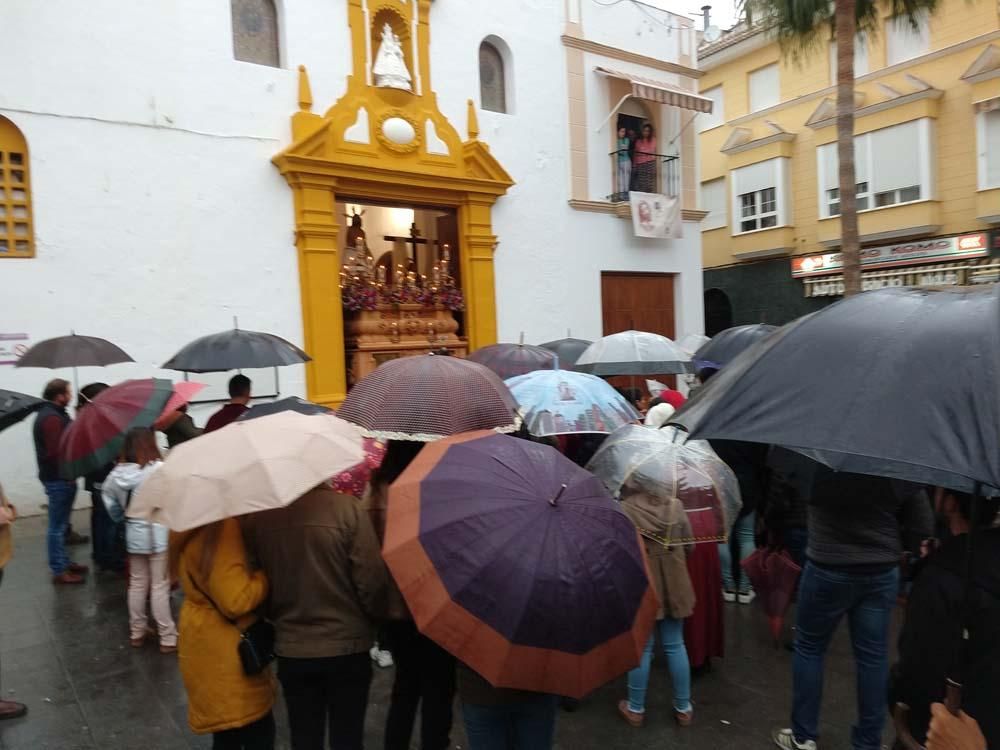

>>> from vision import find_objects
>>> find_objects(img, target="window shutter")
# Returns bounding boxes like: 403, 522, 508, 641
985, 110, 1000, 187
748, 64, 779, 112
700, 178, 727, 230
871, 121, 921, 193
886, 12, 929, 66
699, 86, 724, 131
819, 143, 839, 194
733, 159, 775, 196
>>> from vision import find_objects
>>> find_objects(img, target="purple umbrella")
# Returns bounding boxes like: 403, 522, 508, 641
467, 343, 559, 380
384, 431, 657, 698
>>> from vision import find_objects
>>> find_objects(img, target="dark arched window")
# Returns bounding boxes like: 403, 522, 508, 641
479, 41, 507, 114
704, 288, 734, 336
231, 0, 280, 67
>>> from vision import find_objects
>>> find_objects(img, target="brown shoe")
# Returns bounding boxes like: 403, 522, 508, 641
129, 636, 145, 648
0, 700, 27, 720
159, 644, 178, 655
52, 571, 85, 585
675, 708, 694, 727
67, 562, 89, 574
618, 700, 644, 728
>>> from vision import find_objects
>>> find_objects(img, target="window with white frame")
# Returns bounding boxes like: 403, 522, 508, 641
978, 107, 1000, 190
731, 158, 789, 234
699, 86, 725, 132
886, 11, 930, 66
817, 119, 931, 218
748, 63, 779, 112
700, 178, 727, 231
829, 33, 869, 84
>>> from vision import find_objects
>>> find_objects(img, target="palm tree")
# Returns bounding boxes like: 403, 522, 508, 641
742, 0, 940, 296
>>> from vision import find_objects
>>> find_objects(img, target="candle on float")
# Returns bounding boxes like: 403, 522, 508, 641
377, 265, 387, 285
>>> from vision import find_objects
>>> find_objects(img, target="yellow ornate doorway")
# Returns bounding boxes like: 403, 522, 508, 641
272, 0, 513, 407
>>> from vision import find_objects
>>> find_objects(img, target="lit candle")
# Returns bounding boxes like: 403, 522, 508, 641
377, 265, 387, 285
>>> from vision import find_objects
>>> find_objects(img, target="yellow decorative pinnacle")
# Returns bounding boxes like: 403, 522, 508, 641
297, 65, 313, 112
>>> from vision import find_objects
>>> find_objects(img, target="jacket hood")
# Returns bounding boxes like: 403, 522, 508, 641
621, 491, 688, 547
107, 462, 158, 492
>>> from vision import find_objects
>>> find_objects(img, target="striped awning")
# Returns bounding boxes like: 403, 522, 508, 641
595, 66, 713, 114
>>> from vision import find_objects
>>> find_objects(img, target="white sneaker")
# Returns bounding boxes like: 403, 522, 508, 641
723, 590, 737, 603
370, 646, 394, 668
772, 728, 817, 750
738, 591, 756, 605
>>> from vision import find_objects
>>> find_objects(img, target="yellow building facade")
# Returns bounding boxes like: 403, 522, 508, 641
697, 0, 1000, 326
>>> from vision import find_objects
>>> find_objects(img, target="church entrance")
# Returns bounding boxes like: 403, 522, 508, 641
336, 200, 467, 386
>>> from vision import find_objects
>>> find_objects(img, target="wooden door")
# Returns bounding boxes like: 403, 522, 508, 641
600, 272, 677, 396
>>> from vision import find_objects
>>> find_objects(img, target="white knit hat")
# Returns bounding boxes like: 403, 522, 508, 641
643, 402, 676, 428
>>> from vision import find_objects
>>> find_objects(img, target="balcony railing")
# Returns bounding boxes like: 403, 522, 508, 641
608, 149, 679, 203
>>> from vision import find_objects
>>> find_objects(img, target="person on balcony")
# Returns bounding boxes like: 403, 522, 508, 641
631, 123, 657, 193
616, 127, 632, 199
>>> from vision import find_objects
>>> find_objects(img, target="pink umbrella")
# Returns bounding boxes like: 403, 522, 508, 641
153, 381, 206, 429
741, 547, 802, 643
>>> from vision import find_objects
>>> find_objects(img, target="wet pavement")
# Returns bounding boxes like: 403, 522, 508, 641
0, 510, 896, 750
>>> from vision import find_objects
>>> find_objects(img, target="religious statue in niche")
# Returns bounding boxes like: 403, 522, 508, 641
345, 208, 366, 249
372, 22, 412, 91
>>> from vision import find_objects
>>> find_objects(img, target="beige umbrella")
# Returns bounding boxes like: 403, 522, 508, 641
127, 411, 365, 531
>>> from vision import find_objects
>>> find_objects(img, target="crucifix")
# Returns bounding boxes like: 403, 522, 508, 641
384, 222, 437, 274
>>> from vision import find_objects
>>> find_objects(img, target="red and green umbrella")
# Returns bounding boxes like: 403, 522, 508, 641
384, 431, 657, 699
60, 378, 174, 479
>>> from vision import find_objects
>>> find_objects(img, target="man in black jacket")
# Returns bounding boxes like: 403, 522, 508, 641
892, 490, 1000, 749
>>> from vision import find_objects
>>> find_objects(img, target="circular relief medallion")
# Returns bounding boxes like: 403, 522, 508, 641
377, 112, 422, 154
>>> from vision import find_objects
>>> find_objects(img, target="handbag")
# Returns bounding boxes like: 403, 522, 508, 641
187, 570, 275, 676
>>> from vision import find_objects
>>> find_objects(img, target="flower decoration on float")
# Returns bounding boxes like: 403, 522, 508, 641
338, 242, 465, 311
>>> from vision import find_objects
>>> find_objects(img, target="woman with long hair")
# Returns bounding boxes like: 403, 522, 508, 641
631, 123, 658, 193
366, 440, 457, 750
102, 427, 175, 651
169, 519, 273, 749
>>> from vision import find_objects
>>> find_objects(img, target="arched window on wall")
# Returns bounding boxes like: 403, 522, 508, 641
231, 0, 280, 67
479, 39, 508, 114
0, 117, 34, 258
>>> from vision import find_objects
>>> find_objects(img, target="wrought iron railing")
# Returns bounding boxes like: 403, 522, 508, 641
608, 150, 679, 203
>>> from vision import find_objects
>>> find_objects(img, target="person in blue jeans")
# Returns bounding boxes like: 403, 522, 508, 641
32, 379, 87, 584
719, 511, 756, 603
617, 487, 695, 728
772, 469, 933, 750
459, 663, 558, 750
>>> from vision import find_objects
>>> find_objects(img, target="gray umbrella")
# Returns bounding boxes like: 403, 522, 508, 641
672, 286, 1000, 494
693, 324, 778, 371
237, 397, 332, 421
15, 332, 134, 391
538, 337, 593, 368
574, 330, 691, 376
162, 328, 311, 373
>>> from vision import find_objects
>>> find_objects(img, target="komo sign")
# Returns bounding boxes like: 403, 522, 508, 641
791, 233, 990, 278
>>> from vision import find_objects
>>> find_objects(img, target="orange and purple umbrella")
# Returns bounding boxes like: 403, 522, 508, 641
384, 431, 657, 699
60, 378, 176, 479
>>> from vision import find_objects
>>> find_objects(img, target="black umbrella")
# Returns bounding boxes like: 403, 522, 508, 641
693, 324, 778, 371
538, 337, 593, 368
0, 390, 45, 433
16, 332, 135, 392
237, 396, 332, 421
674, 287, 1000, 493
671, 286, 999, 734
162, 327, 311, 373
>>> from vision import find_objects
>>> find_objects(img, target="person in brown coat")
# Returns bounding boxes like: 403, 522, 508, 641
243, 484, 389, 750
617, 484, 696, 729
0, 482, 26, 721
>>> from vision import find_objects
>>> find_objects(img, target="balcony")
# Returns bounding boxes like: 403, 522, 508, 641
608, 149, 679, 202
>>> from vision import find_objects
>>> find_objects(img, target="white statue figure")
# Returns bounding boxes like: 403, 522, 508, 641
372, 23, 412, 91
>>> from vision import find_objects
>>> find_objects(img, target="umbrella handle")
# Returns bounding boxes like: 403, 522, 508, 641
892, 683, 962, 750
944, 679, 962, 715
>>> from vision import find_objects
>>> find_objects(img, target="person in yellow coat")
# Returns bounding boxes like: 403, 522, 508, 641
169, 518, 274, 750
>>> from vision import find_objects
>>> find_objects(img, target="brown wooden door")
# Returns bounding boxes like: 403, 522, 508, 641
600, 272, 677, 396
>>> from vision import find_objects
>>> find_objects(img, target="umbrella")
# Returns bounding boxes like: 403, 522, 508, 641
505, 369, 640, 436
60, 378, 175, 479
158, 381, 206, 417
237, 396, 332, 421
677, 333, 711, 358
162, 325, 310, 373
741, 547, 802, 643
331, 438, 387, 497
15, 332, 134, 391
127, 412, 364, 531
672, 286, 1000, 494
574, 330, 691, 377
586, 423, 742, 543
693, 324, 778, 371
384, 431, 657, 699
337, 354, 519, 442
538, 337, 593, 368
467, 343, 559, 380
0, 390, 45, 434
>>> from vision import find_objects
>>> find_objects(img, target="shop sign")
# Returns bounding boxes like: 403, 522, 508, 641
0, 333, 29, 365
791, 233, 990, 278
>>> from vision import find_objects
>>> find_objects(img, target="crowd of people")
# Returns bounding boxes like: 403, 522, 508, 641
0, 371, 994, 750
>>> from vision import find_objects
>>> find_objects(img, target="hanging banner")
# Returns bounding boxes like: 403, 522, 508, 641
0, 333, 29, 365
630, 192, 683, 240
791, 232, 989, 278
